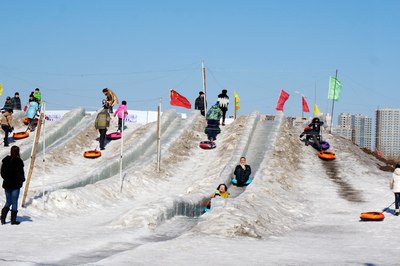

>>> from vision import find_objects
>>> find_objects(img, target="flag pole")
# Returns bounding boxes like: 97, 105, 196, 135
202, 61, 207, 114
156, 97, 162, 173
329, 69, 338, 133
234, 96, 237, 120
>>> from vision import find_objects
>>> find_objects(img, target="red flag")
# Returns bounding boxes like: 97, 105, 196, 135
302, 96, 310, 113
170, 89, 191, 109
275, 89, 290, 111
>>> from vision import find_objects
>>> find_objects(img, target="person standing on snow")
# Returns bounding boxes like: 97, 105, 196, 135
2, 96, 13, 113
194, 91, 206, 116
11, 92, 21, 110
114, 100, 128, 132
33, 88, 41, 105
390, 164, 400, 216
1, 145, 25, 225
25, 95, 39, 132
102, 88, 119, 114
217, 89, 229, 125
95, 103, 111, 150
1, 109, 14, 147
233, 157, 252, 187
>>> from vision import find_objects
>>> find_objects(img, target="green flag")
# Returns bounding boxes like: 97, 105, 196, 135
328, 77, 342, 101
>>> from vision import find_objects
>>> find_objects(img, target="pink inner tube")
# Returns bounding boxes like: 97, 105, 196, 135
106, 132, 122, 140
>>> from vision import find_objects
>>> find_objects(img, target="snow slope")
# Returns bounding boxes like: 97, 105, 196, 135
0, 110, 397, 266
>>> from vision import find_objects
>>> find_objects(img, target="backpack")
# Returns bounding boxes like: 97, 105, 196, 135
206, 106, 222, 120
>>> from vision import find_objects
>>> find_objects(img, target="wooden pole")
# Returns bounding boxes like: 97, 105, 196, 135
21, 110, 45, 208
234, 96, 237, 120
156, 98, 162, 173
202, 61, 207, 114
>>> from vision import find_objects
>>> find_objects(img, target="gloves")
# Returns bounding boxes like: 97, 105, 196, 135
10, 127, 14, 132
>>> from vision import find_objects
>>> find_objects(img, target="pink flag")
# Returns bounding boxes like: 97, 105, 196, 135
302, 96, 310, 113
275, 89, 290, 111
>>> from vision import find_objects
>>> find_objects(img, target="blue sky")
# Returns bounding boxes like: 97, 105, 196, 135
1, 0, 399, 123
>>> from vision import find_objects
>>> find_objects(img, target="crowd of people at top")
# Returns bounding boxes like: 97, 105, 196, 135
0, 88, 42, 147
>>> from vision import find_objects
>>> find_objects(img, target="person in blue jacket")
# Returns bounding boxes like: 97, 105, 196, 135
25, 95, 39, 132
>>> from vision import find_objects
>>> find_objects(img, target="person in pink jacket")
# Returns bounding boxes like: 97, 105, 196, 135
114, 101, 128, 132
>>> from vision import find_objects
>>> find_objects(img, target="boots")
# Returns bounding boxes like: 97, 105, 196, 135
1, 207, 10, 224
395, 209, 399, 216
10, 211, 20, 225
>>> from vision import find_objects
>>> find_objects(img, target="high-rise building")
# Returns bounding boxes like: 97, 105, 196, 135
352, 114, 372, 149
375, 108, 400, 160
333, 112, 372, 149
333, 112, 352, 140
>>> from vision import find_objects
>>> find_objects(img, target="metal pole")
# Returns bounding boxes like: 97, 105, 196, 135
329, 69, 338, 133
119, 112, 125, 192
156, 98, 162, 173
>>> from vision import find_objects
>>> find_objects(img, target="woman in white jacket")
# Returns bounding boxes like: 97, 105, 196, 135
390, 164, 400, 215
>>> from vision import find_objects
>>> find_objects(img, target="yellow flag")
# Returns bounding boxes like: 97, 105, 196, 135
234, 91, 240, 110
0, 83, 3, 96
313, 104, 321, 117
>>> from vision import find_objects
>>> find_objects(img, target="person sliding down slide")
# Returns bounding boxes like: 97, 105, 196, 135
299, 117, 324, 150
232, 157, 252, 187
205, 103, 222, 142
205, 184, 230, 210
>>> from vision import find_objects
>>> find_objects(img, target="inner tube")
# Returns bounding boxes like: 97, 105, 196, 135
23, 117, 38, 125
13, 131, 29, 140
232, 178, 253, 187
360, 212, 385, 221
318, 151, 336, 160
320, 141, 330, 151
106, 131, 122, 140
199, 141, 216, 149
83, 150, 102, 159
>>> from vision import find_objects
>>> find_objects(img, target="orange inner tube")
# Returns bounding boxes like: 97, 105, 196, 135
360, 212, 385, 221
23, 117, 38, 125
83, 150, 102, 158
318, 151, 336, 160
13, 131, 29, 139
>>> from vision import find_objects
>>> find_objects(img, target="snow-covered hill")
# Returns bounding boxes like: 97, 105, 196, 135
0, 109, 397, 266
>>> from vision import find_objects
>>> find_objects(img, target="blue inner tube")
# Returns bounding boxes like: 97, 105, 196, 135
231, 178, 253, 186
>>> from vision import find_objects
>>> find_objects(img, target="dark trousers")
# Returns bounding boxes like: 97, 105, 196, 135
118, 118, 123, 131
395, 193, 400, 210
4, 188, 20, 212
1, 125, 11, 145
220, 107, 227, 124
99, 129, 107, 149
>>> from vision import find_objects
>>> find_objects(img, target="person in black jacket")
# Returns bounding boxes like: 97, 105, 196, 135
233, 157, 251, 187
299, 117, 324, 150
1, 145, 25, 225
217, 89, 229, 125
194, 91, 206, 116
11, 92, 22, 110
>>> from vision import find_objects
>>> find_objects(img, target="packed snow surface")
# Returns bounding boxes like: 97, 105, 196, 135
0, 109, 397, 266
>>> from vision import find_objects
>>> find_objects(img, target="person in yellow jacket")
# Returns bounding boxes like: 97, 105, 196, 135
206, 183, 230, 210
102, 88, 119, 114
211, 183, 230, 198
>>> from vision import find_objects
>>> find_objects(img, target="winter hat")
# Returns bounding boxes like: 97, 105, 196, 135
199, 91, 204, 95
222, 89, 227, 94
